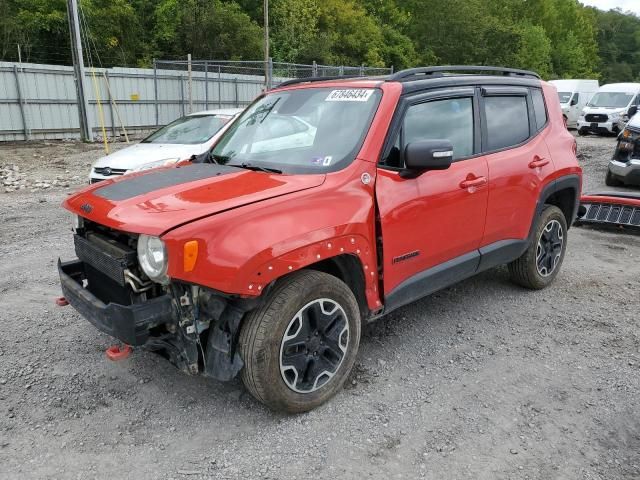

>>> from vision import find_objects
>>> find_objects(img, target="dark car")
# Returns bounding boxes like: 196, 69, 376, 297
607, 112, 640, 186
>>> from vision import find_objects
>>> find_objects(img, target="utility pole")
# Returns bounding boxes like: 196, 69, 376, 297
67, 0, 93, 142
264, 0, 270, 90
187, 53, 193, 114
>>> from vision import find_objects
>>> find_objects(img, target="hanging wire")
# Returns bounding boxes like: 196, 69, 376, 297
78, 3, 110, 153
79, 4, 130, 145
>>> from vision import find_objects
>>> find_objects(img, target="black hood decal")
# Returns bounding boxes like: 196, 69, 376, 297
93, 163, 238, 201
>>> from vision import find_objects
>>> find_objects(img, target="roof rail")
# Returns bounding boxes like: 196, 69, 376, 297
389, 66, 540, 81
274, 75, 361, 89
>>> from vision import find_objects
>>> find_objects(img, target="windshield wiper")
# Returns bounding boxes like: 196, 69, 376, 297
229, 162, 283, 174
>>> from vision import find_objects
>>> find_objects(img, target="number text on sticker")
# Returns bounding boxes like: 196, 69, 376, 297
325, 89, 374, 102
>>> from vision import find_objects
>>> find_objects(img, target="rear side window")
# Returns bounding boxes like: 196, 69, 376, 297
531, 89, 548, 131
403, 97, 474, 160
484, 96, 530, 151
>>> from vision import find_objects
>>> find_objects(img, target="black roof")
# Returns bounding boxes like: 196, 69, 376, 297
274, 65, 541, 90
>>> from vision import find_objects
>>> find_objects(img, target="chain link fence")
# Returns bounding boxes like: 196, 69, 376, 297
0, 59, 393, 141
153, 59, 393, 115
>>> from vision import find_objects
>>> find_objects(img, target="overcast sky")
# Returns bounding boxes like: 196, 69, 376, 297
580, 0, 640, 15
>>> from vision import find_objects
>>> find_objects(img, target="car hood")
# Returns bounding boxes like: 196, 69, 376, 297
64, 164, 326, 236
93, 143, 209, 170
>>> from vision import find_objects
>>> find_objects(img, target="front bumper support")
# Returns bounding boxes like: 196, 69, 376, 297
58, 259, 175, 346
608, 159, 640, 185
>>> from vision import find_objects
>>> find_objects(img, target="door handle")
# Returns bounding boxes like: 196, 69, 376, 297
529, 157, 550, 169
459, 176, 487, 189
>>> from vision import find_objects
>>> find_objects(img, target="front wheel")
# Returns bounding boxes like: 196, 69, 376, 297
239, 270, 361, 413
508, 205, 568, 290
578, 128, 588, 136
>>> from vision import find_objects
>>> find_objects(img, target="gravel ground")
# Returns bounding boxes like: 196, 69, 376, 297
0, 135, 639, 480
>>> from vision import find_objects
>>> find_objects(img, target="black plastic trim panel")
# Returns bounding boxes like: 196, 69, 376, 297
382, 238, 530, 316
384, 251, 480, 313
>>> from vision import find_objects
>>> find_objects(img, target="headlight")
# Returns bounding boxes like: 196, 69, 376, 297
132, 158, 181, 172
137, 234, 169, 284
610, 112, 620, 121
622, 128, 640, 140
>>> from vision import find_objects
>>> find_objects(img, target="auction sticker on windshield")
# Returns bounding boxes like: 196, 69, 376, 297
325, 89, 374, 102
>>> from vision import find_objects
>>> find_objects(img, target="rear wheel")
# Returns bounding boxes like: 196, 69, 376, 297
239, 270, 361, 413
509, 205, 567, 290
605, 169, 623, 187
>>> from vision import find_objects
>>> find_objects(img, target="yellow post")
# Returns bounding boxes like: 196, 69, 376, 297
90, 67, 109, 154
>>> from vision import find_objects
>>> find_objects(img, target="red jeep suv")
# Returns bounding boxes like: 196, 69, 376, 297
58, 66, 581, 412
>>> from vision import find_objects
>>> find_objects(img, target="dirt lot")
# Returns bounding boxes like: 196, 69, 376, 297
0, 135, 639, 480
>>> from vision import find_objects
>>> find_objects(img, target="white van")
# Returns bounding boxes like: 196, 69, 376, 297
577, 83, 640, 136
549, 79, 599, 128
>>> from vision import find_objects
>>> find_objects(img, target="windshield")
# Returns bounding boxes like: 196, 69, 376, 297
211, 87, 382, 174
557, 92, 572, 104
587, 92, 634, 108
142, 115, 230, 145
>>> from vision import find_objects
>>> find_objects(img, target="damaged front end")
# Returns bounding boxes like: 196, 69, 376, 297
58, 219, 257, 381
608, 125, 640, 186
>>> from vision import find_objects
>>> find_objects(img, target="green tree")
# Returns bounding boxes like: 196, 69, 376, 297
513, 23, 553, 78
270, 0, 319, 63
153, 0, 263, 61
592, 7, 640, 82
10, 0, 69, 64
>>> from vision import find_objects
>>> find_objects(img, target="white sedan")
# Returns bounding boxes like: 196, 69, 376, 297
90, 108, 243, 183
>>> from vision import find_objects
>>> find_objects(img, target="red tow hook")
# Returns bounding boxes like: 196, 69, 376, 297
105, 344, 133, 361
55, 297, 69, 307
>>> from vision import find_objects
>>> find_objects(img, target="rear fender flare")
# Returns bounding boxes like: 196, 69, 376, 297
529, 174, 581, 241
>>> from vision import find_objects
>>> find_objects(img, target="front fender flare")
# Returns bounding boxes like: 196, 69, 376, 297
235, 231, 382, 311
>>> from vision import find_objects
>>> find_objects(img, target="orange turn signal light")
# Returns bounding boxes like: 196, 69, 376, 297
183, 240, 198, 272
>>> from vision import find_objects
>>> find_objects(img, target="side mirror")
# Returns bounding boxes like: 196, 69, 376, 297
628, 105, 638, 117
402, 140, 453, 178
570, 97, 578, 106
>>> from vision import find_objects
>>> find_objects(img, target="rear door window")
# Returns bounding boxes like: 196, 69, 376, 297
531, 89, 548, 131
484, 96, 530, 151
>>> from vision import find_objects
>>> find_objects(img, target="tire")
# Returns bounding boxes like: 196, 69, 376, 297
508, 205, 568, 290
605, 169, 623, 187
578, 128, 588, 136
239, 270, 361, 413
